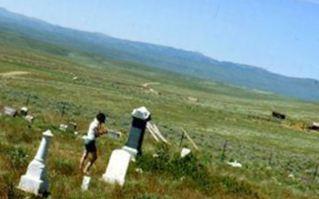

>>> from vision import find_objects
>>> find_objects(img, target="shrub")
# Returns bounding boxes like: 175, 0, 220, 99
136, 144, 212, 191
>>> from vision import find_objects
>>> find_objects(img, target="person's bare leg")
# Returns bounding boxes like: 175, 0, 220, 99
84, 152, 97, 174
79, 151, 88, 172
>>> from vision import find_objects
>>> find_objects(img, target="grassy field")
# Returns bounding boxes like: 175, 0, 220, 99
0, 43, 319, 199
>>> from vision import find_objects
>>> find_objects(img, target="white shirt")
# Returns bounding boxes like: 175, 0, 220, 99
87, 118, 99, 141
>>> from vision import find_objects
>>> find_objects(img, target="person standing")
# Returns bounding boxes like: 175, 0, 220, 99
80, 112, 108, 174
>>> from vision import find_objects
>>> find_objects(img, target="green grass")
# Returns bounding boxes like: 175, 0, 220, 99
0, 42, 319, 198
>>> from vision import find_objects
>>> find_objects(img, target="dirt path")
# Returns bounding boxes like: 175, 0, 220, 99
142, 82, 160, 88
0, 71, 30, 77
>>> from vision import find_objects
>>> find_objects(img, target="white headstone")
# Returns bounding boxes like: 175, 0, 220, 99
81, 176, 91, 191
102, 149, 131, 186
18, 130, 53, 195
180, 148, 191, 158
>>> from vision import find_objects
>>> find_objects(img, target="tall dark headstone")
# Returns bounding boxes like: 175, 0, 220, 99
123, 107, 151, 156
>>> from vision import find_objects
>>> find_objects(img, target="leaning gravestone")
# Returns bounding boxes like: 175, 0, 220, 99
102, 149, 131, 186
18, 130, 53, 196
122, 106, 151, 157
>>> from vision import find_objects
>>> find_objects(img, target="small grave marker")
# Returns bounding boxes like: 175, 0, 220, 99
81, 176, 91, 191
227, 160, 242, 168
180, 148, 191, 158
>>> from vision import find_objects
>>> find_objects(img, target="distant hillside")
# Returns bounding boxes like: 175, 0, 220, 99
1, 7, 318, 101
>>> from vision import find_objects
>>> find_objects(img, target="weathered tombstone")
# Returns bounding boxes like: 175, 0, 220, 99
81, 176, 91, 191
102, 149, 131, 186
3, 106, 17, 117
180, 148, 191, 158
123, 106, 151, 157
18, 130, 53, 196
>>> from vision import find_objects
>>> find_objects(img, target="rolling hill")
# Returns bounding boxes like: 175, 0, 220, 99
0, 7, 318, 101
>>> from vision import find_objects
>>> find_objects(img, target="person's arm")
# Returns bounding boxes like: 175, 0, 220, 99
95, 124, 108, 137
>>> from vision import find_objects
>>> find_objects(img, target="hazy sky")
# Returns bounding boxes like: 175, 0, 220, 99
0, 0, 319, 79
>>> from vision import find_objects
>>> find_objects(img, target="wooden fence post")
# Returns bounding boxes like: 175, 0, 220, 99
313, 164, 318, 181
220, 140, 228, 162
25, 94, 31, 106
179, 131, 185, 147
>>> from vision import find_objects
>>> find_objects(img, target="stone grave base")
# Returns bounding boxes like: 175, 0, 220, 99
18, 175, 48, 195
102, 149, 131, 186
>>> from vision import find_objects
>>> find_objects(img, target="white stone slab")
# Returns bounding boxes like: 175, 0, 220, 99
180, 148, 191, 158
81, 176, 91, 191
102, 149, 131, 186
227, 160, 242, 168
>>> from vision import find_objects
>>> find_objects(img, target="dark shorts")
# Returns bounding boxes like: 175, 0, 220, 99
85, 140, 97, 153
